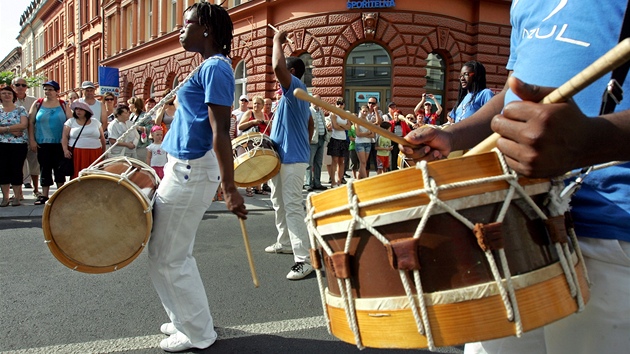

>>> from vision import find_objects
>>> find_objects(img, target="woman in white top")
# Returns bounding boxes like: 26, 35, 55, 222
326, 98, 352, 187
62, 101, 106, 179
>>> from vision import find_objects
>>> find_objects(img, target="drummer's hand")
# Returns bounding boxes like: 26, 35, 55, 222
400, 125, 450, 163
223, 186, 248, 219
273, 30, 288, 44
493, 77, 589, 178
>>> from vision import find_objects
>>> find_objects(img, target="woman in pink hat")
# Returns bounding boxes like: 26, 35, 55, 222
61, 101, 106, 179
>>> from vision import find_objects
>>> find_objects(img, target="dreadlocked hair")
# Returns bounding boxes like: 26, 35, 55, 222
185, 2, 233, 57
454, 60, 488, 110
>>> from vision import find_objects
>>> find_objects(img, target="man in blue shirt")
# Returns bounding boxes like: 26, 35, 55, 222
265, 29, 315, 280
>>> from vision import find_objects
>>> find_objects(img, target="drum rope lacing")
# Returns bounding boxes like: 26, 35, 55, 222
78, 156, 159, 212
306, 149, 588, 350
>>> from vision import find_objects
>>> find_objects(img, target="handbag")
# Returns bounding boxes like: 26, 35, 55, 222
59, 120, 87, 177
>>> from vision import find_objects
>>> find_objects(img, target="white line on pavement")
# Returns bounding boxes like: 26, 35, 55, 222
1, 315, 463, 354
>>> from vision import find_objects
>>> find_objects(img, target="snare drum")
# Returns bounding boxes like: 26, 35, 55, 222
43, 157, 158, 273
306, 151, 589, 350
232, 132, 281, 187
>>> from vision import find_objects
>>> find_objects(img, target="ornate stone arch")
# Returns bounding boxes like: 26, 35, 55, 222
162, 56, 185, 92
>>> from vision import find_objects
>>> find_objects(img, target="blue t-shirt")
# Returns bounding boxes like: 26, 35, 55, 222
35, 105, 66, 144
270, 76, 311, 164
450, 89, 494, 123
507, 0, 630, 242
162, 56, 234, 160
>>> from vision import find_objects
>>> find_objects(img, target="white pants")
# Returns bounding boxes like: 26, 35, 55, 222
148, 151, 220, 348
464, 237, 630, 354
269, 162, 310, 263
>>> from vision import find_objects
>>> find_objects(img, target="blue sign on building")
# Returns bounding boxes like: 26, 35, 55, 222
347, 0, 395, 9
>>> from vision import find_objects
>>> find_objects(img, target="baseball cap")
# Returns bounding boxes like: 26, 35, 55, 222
239, 94, 249, 102
424, 101, 433, 105
81, 81, 96, 89
388, 102, 396, 107
70, 101, 94, 114
42, 80, 60, 91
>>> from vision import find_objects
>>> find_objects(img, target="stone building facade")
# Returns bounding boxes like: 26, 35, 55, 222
103, 0, 512, 121
17, 0, 512, 121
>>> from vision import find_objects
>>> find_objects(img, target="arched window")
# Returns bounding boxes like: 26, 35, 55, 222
344, 43, 392, 114
425, 52, 446, 123
234, 60, 247, 107
299, 53, 314, 92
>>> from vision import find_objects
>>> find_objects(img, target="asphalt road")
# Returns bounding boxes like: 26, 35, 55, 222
0, 209, 463, 354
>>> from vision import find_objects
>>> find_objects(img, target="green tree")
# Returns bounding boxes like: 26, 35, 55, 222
0, 71, 46, 88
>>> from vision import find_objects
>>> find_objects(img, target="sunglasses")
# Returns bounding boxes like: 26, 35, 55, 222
368, 102, 376, 105
14, 83, 28, 88
105, 98, 115, 101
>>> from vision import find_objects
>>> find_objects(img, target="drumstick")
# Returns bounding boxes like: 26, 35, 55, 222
239, 218, 260, 288
294, 89, 417, 147
268, 23, 295, 44
466, 38, 630, 156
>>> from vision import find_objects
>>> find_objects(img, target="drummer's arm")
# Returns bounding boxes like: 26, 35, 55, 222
209, 104, 247, 219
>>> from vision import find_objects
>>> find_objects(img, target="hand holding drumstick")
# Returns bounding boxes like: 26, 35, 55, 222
268, 24, 294, 44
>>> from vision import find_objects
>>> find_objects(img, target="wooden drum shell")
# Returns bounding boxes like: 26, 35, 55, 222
42, 158, 157, 274
307, 151, 589, 349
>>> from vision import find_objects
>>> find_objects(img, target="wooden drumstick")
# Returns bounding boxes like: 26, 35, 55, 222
466, 38, 630, 156
239, 218, 259, 288
294, 88, 417, 148
268, 23, 295, 44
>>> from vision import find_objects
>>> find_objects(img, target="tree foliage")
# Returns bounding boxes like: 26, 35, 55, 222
0, 71, 46, 88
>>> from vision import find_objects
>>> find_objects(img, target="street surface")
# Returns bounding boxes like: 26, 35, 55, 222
0, 177, 464, 354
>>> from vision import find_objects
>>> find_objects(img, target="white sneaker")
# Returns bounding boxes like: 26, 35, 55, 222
286, 262, 313, 280
265, 242, 293, 254
160, 322, 177, 336
159, 331, 213, 352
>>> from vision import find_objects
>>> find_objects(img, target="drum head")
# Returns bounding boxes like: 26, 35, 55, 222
42, 175, 152, 273
234, 149, 281, 187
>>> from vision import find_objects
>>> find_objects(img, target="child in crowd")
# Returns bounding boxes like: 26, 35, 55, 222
146, 125, 167, 179
375, 121, 392, 175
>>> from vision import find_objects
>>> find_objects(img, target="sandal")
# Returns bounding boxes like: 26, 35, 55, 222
253, 188, 269, 195
246, 188, 254, 197
0, 199, 8, 207
34, 195, 49, 205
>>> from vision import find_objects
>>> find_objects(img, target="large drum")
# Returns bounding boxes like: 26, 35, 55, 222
43, 157, 158, 274
232, 132, 281, 187
306, 151, 589, 350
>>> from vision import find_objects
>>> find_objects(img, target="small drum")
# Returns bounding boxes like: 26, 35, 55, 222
232, 132, 281, 187
43, 157, 158, 274
306, 151, 589, 350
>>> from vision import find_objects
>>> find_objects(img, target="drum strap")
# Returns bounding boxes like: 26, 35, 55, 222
599, 0, 630, 115
70, 120, 88, 151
